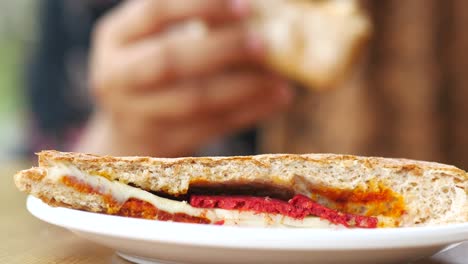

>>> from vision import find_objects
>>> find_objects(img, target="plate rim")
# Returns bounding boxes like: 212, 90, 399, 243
26, 195, 468, 250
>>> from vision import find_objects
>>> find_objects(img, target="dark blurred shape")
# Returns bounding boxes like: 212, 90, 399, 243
25, 0, 117, 152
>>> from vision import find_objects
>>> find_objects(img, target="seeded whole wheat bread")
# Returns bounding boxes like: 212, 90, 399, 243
15, 151, 468, 227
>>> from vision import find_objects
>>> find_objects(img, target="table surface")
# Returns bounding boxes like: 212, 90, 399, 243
1, 162, 467, 264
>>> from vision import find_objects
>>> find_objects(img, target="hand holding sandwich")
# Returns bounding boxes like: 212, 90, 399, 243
76, 0, 294, 157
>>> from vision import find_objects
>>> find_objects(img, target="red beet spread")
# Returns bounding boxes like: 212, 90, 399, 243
190, 194, 378, 228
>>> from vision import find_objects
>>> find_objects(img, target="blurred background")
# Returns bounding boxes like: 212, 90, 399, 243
0, 0, 36, 162
0, 0, 467, 170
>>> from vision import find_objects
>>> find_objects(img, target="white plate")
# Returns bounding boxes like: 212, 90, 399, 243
27, 196, 468, 264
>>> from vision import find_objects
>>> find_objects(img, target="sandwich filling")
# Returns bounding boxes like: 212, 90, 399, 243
190, 195, 377, 228
46, 165, 379, 228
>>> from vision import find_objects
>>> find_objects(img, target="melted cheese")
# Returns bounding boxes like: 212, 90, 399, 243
46, 165, 336, 228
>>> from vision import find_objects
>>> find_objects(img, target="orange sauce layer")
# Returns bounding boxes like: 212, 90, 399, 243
61, 176, 210, 224
310, 181, 406, 219
118, 198, 210, 224
62, 176, 100, 195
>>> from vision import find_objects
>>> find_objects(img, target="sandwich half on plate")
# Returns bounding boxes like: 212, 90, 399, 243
15, 151, 467, 228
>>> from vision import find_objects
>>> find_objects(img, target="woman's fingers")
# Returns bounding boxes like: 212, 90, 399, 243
100, 0, 250, 44
85, 0, 292, 158
113, 72, 287, 120
107, 25, 263, 90
91, 0, 263, 97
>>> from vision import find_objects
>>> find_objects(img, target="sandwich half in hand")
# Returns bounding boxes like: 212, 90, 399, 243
173, 0, 371, 90
15, 151, 467, 228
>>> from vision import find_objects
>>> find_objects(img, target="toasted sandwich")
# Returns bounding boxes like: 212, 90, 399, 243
251, 0, 371, 89
14, 151, 467, 228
